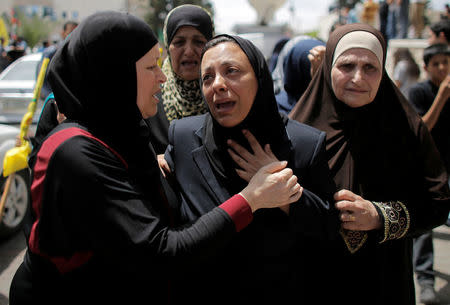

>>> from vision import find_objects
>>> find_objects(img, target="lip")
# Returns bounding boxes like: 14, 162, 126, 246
214, 99, 236, 113
346, 87, 368, 94
181, 60, 198, 66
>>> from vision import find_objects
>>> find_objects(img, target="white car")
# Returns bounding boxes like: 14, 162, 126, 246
0, 52, 43, 125
0, 53, 43, 238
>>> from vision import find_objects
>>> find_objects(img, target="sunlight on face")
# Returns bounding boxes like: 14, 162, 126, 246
331, 48, 382, 108
201, 42, 258, 127
136, 44, 167, 118
169, 26, 207, 81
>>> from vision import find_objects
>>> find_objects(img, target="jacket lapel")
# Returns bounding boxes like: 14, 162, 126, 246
192, 127, 232, 204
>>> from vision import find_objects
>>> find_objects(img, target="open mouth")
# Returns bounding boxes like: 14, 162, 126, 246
181, 60, 198, 67
215, 101, 235, 112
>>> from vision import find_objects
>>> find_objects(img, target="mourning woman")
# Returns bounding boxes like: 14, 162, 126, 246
146, 4, 213, 154
163, 34, 340, 305
8, 11, 301, 305
289, 23, 450, 305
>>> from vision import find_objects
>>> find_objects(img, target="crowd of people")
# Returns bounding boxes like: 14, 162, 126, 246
3, 3, 450, 305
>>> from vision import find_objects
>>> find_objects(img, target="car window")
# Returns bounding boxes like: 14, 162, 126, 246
2, 61, 38, 81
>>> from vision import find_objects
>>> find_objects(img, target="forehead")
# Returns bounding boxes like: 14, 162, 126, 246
429, 53, 450, 62
201, 42, 250, 68
335, 48, 380, 64
173, 26, 205, 38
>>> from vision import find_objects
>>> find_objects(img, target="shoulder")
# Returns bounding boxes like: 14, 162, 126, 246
44, 125, 126, 173
286, 118, 325, 139
169, 114, 206, 133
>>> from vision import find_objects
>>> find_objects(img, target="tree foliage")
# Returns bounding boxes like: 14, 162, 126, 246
145, 0, 214, 43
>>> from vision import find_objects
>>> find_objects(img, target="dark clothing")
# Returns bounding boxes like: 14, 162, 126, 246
408, 80, 450, 172
275, 38, 325, 114
166, 114, 339, 304
145, 95, 170, 154
408, 79, 450, 288
165, 34, 340, 304
9, 12, 253, 305
290, 23, 450, 305
413, 231, 435, 285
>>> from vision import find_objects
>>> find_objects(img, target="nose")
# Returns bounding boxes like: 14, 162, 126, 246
158, 66, 167, 84
184, 41, 195, 56
352, 67, 363, 83
212, 74, 227, 92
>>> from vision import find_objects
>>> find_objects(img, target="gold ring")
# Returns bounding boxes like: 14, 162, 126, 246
349, 214, 356, 221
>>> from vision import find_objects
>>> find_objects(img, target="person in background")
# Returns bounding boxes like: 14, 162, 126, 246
360, 0, 379, 27
275, 38, 326, 114
289, 23, 450, 305
146, 4, 213, 154
379, 0, 392, 42
393, 47, 421, 96
271, 34, 324, 95
37, 20, 78, 100
8, 11, 301, 305
268, 36, 289, 73
163, 34, 339, 305
428, 19, 450, 46
410, 0, 426, 38
407, 43, 450, 304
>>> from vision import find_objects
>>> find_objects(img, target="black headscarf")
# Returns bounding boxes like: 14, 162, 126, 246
163, 4, 213, 47
202, 34, 289, 193
47, 10, 161, 191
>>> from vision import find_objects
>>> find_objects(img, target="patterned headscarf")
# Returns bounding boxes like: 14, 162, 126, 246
162, 4, 214, 121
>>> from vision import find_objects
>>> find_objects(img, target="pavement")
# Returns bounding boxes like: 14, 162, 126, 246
415, 225, 450, 305
0, 224, 449, 305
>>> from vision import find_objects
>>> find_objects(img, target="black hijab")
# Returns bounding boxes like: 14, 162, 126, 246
202, 34, 289, 193
47, 11, 161, 192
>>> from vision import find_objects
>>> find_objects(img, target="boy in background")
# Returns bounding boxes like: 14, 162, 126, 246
407, 43, 450, 305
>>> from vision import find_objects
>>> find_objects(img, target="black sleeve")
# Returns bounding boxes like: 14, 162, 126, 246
145, 97, 170, 155
407, 84, 428, 116
288, 128, 340, 241
45, 136, 237, 275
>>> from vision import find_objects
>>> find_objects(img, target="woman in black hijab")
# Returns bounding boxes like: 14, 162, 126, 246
289, 23, 450, 305
8, 11, 301, 305
164, 34, 340, 305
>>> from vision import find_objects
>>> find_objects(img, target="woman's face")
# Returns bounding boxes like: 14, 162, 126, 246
169, 26, 207, 81
331, 48, 382, 108
201, 42, 258, 127
136, 44, 167, 118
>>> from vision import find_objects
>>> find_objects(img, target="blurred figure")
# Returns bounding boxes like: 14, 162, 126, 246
408, 43, 450, 304
275, 38, 325, 114
360, 0, 379, 27
37, 20, 78, 100
271, 35, 323, 95
393, 47, 420, 96
268, 36, 289, 73
387, 0, 409, 39
379, 0, 392, 42
428, 19, 450, 45
410, 0, 426, 38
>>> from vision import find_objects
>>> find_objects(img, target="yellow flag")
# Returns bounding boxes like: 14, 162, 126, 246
0, 17, 8, 46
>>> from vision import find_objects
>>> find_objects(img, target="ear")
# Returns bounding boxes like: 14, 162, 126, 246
423, 63, 429, 73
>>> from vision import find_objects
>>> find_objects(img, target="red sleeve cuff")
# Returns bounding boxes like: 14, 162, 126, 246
219, 194, 253, 232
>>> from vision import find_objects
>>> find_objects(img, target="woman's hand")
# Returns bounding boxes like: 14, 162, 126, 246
227, 129, 279, 182
157, 154, 171, 178
240, 161, 303, 212
308, 45, 326, 78
334, 189, 382, 231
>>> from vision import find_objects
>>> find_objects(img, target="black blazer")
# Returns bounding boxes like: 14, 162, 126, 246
165, 114, 340, 305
